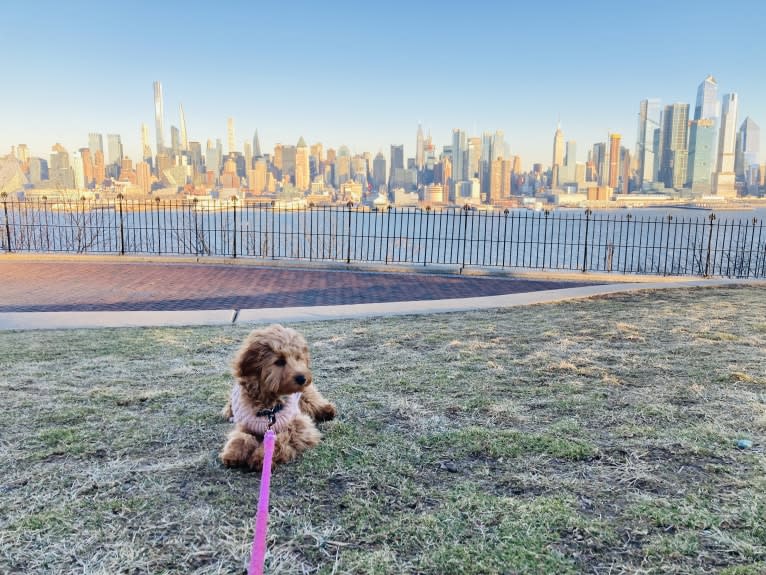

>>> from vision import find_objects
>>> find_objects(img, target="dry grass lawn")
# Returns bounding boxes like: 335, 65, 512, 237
1, 285, 765, 574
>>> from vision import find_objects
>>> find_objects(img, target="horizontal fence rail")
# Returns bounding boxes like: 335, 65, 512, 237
1, 198, 765, 278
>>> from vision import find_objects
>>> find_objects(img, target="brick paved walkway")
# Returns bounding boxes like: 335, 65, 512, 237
0, 261, 599, 312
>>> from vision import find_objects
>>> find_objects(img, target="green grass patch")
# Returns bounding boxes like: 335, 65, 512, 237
421, 426, 598, 461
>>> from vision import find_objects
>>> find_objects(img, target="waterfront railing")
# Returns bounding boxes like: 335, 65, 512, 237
1, 196, 765, 278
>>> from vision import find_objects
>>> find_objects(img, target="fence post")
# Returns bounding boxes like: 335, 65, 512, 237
2, 193, 11, 252
704, 213, 716, 277
231, 196, 238, 259
155, 196, 162, 255
309, 203, 314, 261
424, 206, 431, 266
117, 193, 125, 255
502, 209, 509, 268
385, 205, 392, 264
582, 208, 592, 272
542, 209, 549, 269
271, 200, 276, 259
746, 217, 758, 279
461, 204, 470, 271
346, 201, 352, 264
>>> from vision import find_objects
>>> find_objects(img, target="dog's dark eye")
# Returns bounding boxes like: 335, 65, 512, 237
275, 358, 286, 366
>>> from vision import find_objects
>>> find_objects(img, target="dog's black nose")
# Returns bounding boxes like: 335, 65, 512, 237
294, 374, 307, 386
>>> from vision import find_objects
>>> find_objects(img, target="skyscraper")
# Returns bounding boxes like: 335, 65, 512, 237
107, 134, 123, 178
170, 126, 180, 156
227, 118, 236, 154
687, 119, 716, 193
253, 130, 262, 158
206, 139, 221, 181
179, 104, 188, 151
136, 161, 151, 195
636, 99, 661, 188
79, 147, 93, 186
712, 93, 738, 197
621, 149, 632, 194
335, 146, 351, 188
735, 117, 760, 179
416, 124, 424, 171
490, 158, 512, 200
140, 123, 152, 162
153, 81, 165, 155
593, 142, 607, 185
467, 137, 481, 180
244, 142, 252, 169
88, 133, 103, 157
451, 129, 466, 183
693, 76, 720, 183
72, 151, 84, 190
189, 141, 203, 175
561, 140, 576, 184
15, 144, 30, 168
93, 150, 105, 185
694, 75, 719, 121
660, 103, 690, 189
480, 131, 505, 201
49, 143, 74, 188
608, 134, 621, 189
295, 137, 310, 191
373, 152, 386, 190
552, 123, 564, 187
552, 123, 564, 167
389, 144, 404, 191
282, 145, 297, 183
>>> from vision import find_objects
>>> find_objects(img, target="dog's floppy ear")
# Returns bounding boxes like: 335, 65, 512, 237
233, 334, 271, 380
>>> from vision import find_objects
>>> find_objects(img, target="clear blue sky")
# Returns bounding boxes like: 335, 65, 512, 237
3, 0, 764, 169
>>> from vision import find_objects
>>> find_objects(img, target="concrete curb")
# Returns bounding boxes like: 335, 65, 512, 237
236, 278, 766, 324
1, 278, 762, 331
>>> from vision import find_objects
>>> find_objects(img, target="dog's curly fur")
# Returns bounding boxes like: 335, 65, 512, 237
220, 324, 336, 471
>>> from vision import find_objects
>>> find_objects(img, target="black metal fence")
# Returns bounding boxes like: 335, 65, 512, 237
1, 197, 765, 278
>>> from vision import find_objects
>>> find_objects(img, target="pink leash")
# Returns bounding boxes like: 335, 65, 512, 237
249, 429, 276, 575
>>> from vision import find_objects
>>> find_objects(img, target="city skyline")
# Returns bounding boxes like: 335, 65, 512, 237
3, 0, 765, 167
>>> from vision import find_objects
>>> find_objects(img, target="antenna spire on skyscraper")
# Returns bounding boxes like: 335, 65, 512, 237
179, 104, 188, 152
253, 129, 261, 158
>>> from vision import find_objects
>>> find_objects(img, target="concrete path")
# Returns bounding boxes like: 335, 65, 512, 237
0, 257, 763, 330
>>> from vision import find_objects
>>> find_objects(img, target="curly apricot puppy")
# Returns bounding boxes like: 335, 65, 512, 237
220, 324, 336, 471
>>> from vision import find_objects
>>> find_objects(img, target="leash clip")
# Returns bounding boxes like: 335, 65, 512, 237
256, 403, 284, 431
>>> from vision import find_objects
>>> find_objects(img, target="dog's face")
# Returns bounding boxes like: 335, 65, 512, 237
234, 324, 312, 399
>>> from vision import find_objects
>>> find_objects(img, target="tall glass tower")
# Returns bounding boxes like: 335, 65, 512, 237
687, 119, 716, 192
88, 133, 103, 157
153, 81, 165, 155
661, 103, 690, 189
452, 129, 466, 182
712, 93, 738, 197
636, 99, 661, 188
694, 75, 719, 121
736, 117, 760, 178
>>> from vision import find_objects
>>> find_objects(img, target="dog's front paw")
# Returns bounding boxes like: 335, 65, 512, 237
220, 449, 243, 468
246, 450, 265, 471
315, 402, 337, 422
220, 432, 258, 468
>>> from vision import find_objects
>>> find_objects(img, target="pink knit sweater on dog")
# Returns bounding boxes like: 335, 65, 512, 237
230, 384, 302, 435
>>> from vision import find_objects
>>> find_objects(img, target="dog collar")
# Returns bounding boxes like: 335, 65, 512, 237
230, 386, 302, 435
